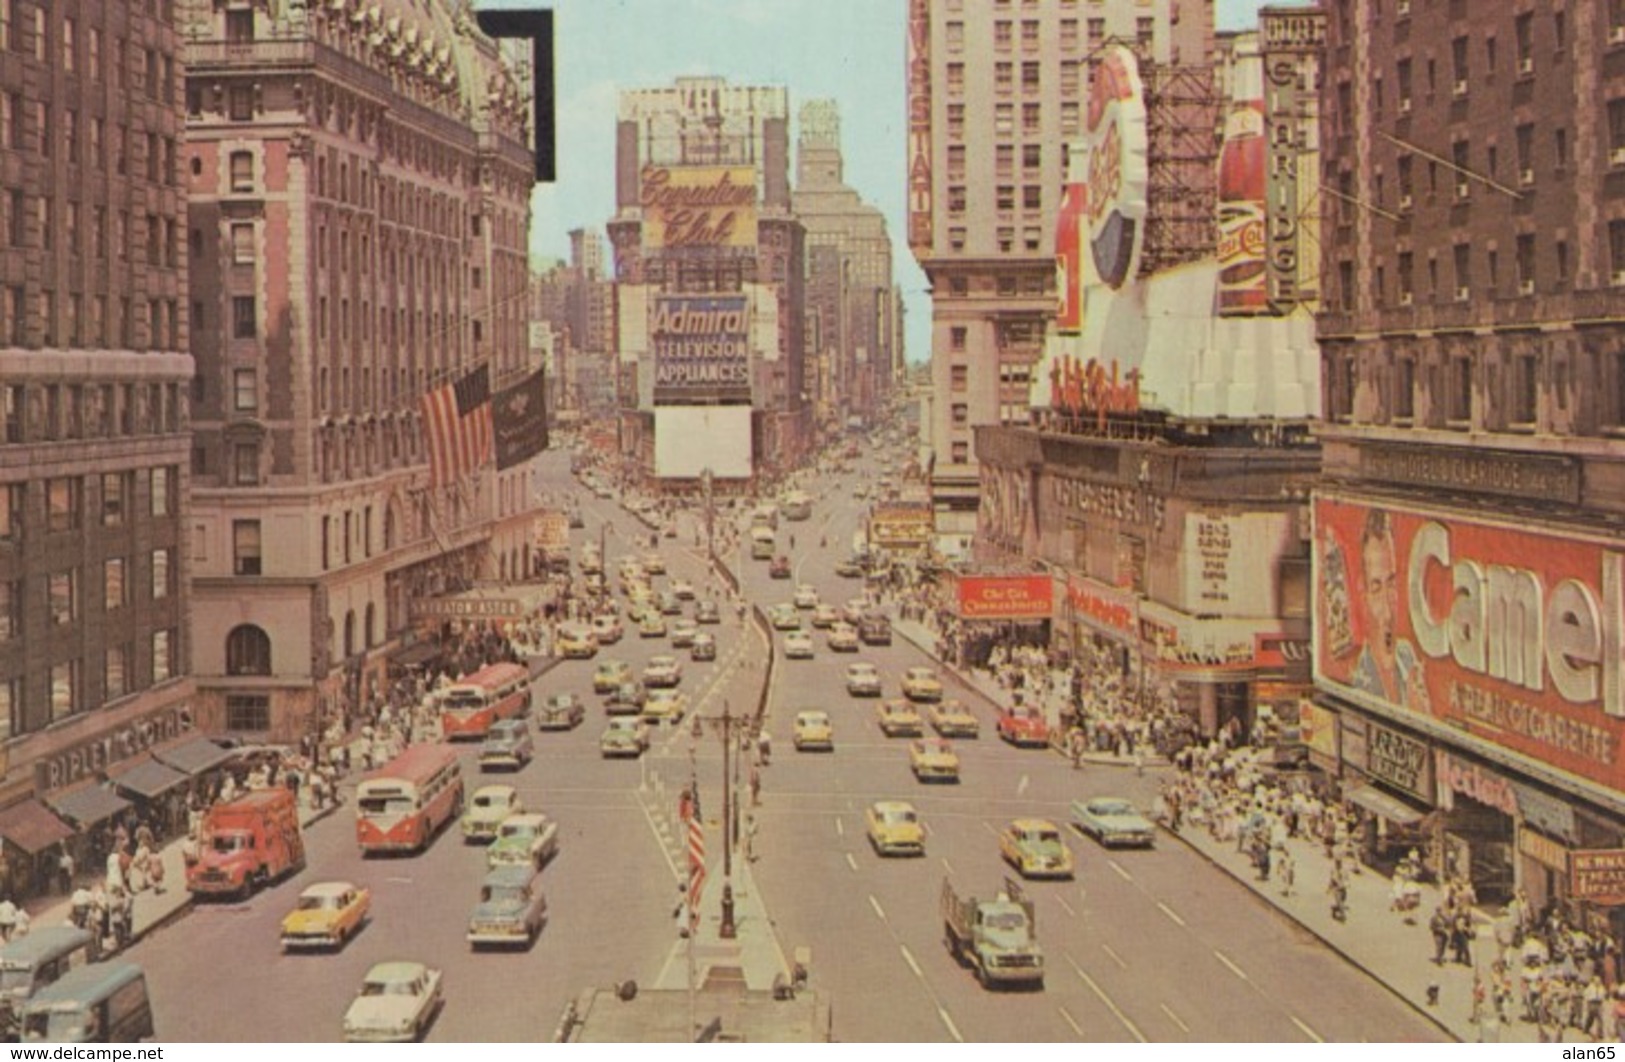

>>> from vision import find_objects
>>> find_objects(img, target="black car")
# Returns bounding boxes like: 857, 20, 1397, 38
567, 510, 586, 529
769, 556, 792, 579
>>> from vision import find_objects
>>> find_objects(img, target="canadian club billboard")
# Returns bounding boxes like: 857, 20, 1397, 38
639, 165, 757, 249
651, 295, 751, 405
1314, 493, 1625, 795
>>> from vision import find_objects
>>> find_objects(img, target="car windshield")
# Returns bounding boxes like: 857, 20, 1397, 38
474, 794, 506, 809
1094, 800, 1134, 815
360, 979, 418, 998
359, 797, 414, 816
1027, 830, 1064, 849
985, 910, 1028, 931
209, 832, 250, 853
884, 809, 918, 824
298, 894, 341, 911
500, 825, 536, 840
481, 886, 524, 904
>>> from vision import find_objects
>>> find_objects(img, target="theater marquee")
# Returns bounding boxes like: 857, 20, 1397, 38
1314, 493, 1625, 794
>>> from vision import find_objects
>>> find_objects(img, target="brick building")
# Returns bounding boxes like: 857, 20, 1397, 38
1316, 0, 1625, 930
0, 0, 202, 874
182, 0, 535, 742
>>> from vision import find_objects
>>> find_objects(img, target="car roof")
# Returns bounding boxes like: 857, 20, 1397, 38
365, 961, 429, 984
473, 784, 518, 800
303, 880, 360, 899
871, 800, 917, 814
1011, 817, 1060, 831
482, 865, 540, 888
502, 812, 549, 827
796, 709, 829, 721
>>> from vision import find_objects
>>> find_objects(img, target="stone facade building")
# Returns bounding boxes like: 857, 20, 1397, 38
182, 0, 535, 742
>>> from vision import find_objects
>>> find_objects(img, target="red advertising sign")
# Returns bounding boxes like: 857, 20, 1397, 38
906, 0, 933, 250
1081, 46, 1148, 290
1065, 574, 1138, 636
1314, 493, 1625, 794
957, 576, 1054, 621
1055, 180, 1085, 333
1215, 55, 1268, 316
1572, 849, 1625, 905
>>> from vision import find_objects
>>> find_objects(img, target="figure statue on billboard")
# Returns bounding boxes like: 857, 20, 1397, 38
1351, 509, 1428, 711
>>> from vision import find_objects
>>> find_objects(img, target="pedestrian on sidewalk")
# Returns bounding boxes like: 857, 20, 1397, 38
1430, 906, 1451, 965
745, 814, 758, 863
56, 849, 74, 895
749, 767, 761, 808
0, 897, 17, 942
1452, 909, 1476, 966
70, 886, 91, 930
1328, 869, 1349, 922
149, 852, 166, 895
1277, 848, 1295, 897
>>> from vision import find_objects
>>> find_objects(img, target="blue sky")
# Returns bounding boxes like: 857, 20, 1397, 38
481, 1, 1286, 364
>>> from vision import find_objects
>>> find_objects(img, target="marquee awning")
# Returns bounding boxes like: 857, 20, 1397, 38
108, 758, 189, 800
0, 800, 74, 853
46, 785, 130, 828
152, 736, 233, 776
1345, 784, 1426, 826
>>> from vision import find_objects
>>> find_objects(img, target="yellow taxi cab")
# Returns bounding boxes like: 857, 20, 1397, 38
927, 699, 980, 739
865, 801, 925, 857
280, 881, 371, 951
999, 818, 1075, 880
908, 738, 961, 782
875, 699, 925, 738
901, 667, 944, 703
792, 709, 834, 752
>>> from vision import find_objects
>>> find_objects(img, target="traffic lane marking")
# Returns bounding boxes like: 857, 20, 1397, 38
845, 852, 858, 872
1156, 901, 1186, 927
1107, 859, 1132, 882
1160, 1003, 1190, 1034
1065, 953, 1147, 1043
1291, 1015, 1323, 1043
1214, 950, 1249, 981
869, 894, 887, 921
1100, 942, 1126, 969
900, 943, 924, 980
1057, 1006, 1084, 1038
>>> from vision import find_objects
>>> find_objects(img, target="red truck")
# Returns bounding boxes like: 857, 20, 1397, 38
186, 789, 306, 900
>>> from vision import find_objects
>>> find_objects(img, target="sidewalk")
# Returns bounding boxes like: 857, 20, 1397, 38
892, 616, 1552, 1044
893, 617, 1163, 768
21, 794, 349, 952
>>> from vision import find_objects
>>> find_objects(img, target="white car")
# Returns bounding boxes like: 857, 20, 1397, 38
846, 662, 882, 697
810, 604, 841, 629
670, 619, 699, 648
462, 785, 523, 843
783, 630, 815, 659
827, 622, 859, 652
793, 584, 820, 609
342, 961, 443, 1043
643, 655, 684, 688
671, 578, 697, 600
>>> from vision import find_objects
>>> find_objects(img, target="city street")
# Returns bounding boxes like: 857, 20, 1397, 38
126, 448, 1445, 1042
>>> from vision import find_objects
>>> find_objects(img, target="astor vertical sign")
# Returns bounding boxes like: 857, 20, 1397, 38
907, 0, 933, 251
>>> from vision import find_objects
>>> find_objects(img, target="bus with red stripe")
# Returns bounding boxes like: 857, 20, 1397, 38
439, 662, 530, 740
355, 745, 464, 855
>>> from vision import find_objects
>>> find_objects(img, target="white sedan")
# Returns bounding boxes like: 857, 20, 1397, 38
783, 630, 815, 659
793, 584, 820, 609
342, 961, 443, 1043
845, 662, 882, 696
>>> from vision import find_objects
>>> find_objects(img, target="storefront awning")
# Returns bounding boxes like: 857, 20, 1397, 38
0, 800, 73, 853
390, 640, 442, 669
108, 758, 189, 800
46, 785, 131, 828
152, 736, 233, 776
1345, 784, 1426, 826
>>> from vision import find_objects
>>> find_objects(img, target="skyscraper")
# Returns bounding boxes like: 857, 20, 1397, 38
906, 0, 1215, 555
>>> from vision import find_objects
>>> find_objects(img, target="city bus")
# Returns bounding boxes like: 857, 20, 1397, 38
750, 525, 777, 560
356, 744, 464, 855
781, 490, 812, 522
439, 662, 530, 740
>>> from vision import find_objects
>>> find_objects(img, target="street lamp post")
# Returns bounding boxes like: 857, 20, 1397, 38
693, 698, 749, 940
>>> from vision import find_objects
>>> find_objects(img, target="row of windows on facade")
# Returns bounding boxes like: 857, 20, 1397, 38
1328, 224, 1625, 311
1326, 351, 1565, 429
1343, 4, 1621, 86
0, 626, 178, 744
0, 469, 176, 540
0, 547, 177, 638
941, 14, 1155, 55
1, 383, 181, 445
944, 101, 1060, 142
1, 190, 182, 277
0, 97, 179, 189
940, 274, 1053, 299
0, 1, 179, 104
0, 287, 183, 354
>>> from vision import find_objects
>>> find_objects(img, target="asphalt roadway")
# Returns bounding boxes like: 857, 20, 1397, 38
127, 447, 1448, 1042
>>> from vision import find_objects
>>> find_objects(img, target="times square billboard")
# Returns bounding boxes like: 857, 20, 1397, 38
651, 294, 752, 405
1314, 493, 1625, 794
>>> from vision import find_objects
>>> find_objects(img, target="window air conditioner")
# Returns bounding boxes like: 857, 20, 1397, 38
1519, 168, 1534, 185
1518, 57, 1533, 75
1455, 286, 1470, 302
1455, 181, 1470, 199
1612, 25, 1625, 44
1453, 80, 1468, 97
1611, 146, 1625, 166
1613, 270, 1625, 286
1399, 194, 1413, 211
1398, 291, 1414, 306
1519, 280, 1534, 295
1399, 97, 1412, 114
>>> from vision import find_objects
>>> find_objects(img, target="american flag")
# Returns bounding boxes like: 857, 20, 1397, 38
421, 365, 493, 487
686, 816, 706, 930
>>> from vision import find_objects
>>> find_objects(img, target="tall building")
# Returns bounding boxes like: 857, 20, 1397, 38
182, 0, 535, 742
530, 228, 616, 424
906, 0, 1216, 556
607, 76, 809, 490
1315, 0, 1625, 923
793, 100, 903, 433
0, 0, 196, 891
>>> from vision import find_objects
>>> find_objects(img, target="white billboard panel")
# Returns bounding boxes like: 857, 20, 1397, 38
654, 406, 753, 479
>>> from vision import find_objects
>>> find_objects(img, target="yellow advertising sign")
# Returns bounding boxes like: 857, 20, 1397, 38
640, 165, 758, 249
